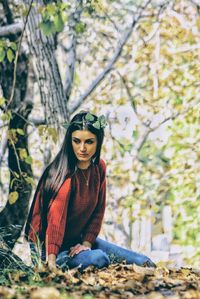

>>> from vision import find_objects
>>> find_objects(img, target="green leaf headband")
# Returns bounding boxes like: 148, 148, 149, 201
62, 112, 107, 130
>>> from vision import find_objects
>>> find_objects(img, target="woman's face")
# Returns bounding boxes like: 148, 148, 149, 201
72, 130, 97, 167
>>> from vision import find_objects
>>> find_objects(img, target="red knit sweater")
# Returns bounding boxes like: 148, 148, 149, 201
28, 159, 106, 256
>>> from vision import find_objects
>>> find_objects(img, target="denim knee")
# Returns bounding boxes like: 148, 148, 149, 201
133, 253, 156, 268
90, 249, 110, 268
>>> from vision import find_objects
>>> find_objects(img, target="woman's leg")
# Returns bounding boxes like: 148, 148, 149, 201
56, 249, 110, 271
93, 238, 156, 267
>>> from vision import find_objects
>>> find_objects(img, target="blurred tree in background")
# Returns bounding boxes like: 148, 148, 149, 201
0, 0, 199, 266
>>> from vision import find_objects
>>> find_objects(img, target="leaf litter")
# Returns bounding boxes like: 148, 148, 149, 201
0, 262, 199, 299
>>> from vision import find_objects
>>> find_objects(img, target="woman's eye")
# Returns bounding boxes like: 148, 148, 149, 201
86, 140, 93, 144
73, 139, 80, 144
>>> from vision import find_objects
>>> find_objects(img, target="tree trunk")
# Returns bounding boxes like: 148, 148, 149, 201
24, 0, 69, 126
0, 53, 33, 248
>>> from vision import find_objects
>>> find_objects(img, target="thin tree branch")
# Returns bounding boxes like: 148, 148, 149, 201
6, 0, 34, 109
136, 100, 199, 153
116, 70, 138, 114
68, 0, 152, 113
9, 138, 23, 177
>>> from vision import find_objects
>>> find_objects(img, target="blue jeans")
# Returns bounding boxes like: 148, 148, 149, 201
56, 238, 156, 271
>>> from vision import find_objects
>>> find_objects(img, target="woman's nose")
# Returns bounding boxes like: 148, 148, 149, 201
80, 143, 86, 151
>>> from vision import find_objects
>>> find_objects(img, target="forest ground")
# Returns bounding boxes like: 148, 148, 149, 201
0, 262, 199, 299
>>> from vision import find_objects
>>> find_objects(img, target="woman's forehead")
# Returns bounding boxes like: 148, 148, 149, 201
72, 130, 96, 139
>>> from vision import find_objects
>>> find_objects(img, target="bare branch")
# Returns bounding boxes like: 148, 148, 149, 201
0, 22, 23, 37
136, 99, 199, 154
68, 1, 152, 113
116, 71, 138, 115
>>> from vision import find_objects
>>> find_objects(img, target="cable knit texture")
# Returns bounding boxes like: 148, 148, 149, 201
28, 159, 106, 256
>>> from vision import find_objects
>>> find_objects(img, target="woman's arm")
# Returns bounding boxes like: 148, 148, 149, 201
45, 178, 72, 258
47, 253, 57, 270
82, 159, 106, 245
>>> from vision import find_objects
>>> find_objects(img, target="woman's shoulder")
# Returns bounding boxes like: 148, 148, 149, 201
98, 159, 106, 178
99, 158, 106, 171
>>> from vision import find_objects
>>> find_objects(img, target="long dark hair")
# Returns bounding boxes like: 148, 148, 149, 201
25, 111, 104, 239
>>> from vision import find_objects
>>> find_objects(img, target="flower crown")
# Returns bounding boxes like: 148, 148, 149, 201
62, 112, 107, 130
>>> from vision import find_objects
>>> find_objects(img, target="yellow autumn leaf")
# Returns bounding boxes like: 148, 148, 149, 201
47, 127, 58, 144
0, 97, 5, 106
19, 148, 28, 160
8, 191, 19, 205
31, 287, 60, 299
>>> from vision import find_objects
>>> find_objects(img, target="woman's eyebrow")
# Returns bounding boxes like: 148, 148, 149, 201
72, 137, 96, 141
85, 138, 96, 141
72, 137, 80, 140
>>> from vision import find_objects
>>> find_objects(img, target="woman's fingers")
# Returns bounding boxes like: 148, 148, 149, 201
69, 244, 91, 257
69, 243, 81, 256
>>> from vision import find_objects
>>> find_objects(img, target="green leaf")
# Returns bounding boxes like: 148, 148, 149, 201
8, 191, 19, 205
0, 49, 6, 62
46, 3, 56, 15
7, 48, 14, 62
132, 130, 139, 140
25, 156, 33, 165
1, 111, 12, 122
85, 113, 95, 122
75, 22, 86, 34
10, 42, 17, 51
39, 20, 55, 36
93, 121, 101, 129
25, 176, 35, 187
17, 128, 25, 135
54, 14, 64, 32
175, 97, 183, 105
10, 178, 17, 189
19, 148, 28, 160
99, 115, 107, 127
13, 171, 20, 178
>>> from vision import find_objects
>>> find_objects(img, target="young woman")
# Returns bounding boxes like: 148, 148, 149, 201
25, 111, 155, 271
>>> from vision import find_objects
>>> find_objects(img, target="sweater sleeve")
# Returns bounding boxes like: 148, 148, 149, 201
82, 159, 106, 244
28, 192, 42, 243
45, 178, 71, 256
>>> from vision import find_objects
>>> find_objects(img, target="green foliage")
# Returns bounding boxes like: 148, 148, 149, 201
8, 191, 19, 205
0, 40, 17, 63
63, 113, 107, 130
38, 125, 58, 144
75, 22, 87, 34
163, 109, 200, 260
0, 97, 6, 106
1, 110, 12, 122
39, 2, 69, 36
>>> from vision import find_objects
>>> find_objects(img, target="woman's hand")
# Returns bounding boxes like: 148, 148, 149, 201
47, 254, 57, 271
69, 242, 91, 257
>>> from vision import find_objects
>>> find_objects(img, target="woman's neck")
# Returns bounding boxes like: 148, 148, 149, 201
77, 161, 91, 169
